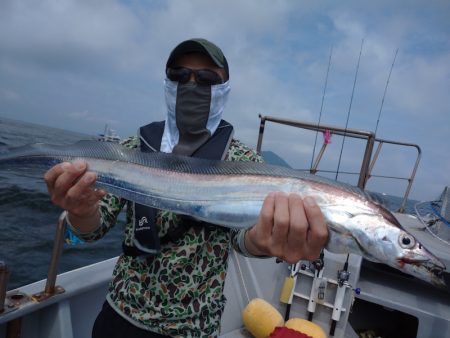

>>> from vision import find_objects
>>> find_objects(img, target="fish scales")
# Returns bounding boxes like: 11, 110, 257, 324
1, 141, 375, 205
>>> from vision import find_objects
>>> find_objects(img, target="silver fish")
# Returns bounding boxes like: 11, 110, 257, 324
0, 140, 446, 287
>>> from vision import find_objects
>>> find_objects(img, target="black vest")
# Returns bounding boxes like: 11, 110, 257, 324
122, 119, 234, 257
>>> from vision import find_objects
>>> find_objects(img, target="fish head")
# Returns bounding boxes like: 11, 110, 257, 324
315, 185, 446, 287
390, 227, 446, 288
351, 211, 447, 288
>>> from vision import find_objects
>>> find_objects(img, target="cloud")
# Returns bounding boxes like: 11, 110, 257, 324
67, 109, 90, 119
0, 0, 449, 200
0, 0, 145, 76
391, 53, 450, 118
0, 89, 20, 101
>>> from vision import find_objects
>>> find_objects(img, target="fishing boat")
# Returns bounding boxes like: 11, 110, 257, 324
0, 115, 449, 338
97, 124, 121, 143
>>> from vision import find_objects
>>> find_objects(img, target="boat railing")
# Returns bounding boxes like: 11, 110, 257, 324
256, 115, 421, 213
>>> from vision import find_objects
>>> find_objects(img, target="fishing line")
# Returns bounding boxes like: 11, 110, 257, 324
232, 250, 251, 304
430, 201, 450, 228
414, 201, 450, 246
335, 39, 364, 181
424, 226, 450, 246
374, 48, 398, 136
310, 46, 333, 170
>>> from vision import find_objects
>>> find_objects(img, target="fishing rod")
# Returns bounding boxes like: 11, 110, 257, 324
307, 250, 325, 321
374, 48, 399, 137
335, 38, 364, 181
330, 254, 350, 336
310, 46, 333, 170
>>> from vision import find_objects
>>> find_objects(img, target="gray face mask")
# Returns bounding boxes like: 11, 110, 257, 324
161, 79, 231, 155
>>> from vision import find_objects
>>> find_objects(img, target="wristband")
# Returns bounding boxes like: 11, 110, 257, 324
237, 228, 269, 258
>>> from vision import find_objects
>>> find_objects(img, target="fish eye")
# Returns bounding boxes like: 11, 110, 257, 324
398, 233, 415, 249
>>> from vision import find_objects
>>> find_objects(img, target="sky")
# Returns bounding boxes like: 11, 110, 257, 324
0, 0, 449, 201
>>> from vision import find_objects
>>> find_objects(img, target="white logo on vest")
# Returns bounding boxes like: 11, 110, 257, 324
138, 216, 148, 227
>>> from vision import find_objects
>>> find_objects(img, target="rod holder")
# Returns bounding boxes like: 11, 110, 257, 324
32, 211, 67, 302
0, 261, 10, 313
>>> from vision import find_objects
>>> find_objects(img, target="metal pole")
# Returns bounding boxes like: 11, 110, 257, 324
44, 211, 67, 295
310, 143, 328, 174
358, 133, 375, 189
258, 115, 373, 140
398, 145, 422, 213
0, 261, 9, 313
256, 114, 266, 154
6, 318, 22, 338
368, 141, 383, 177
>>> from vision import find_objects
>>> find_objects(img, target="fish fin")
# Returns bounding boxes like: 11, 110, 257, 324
350, 234, 383, 263
328, 223, 382, 263
327, 221, 352, 235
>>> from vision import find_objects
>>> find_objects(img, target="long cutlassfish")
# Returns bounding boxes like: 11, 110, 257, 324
0, 140, 446, 287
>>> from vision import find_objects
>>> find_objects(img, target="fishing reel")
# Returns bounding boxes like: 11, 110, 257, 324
335, 269, 360, 294
311, 257, 324, 273
337, 268, 350, 287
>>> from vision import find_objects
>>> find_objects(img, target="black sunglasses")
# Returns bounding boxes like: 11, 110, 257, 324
166, 67, 224, 85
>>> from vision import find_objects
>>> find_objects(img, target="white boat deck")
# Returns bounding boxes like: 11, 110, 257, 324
3, 234, 448, 338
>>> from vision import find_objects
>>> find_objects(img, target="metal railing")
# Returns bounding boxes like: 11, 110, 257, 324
256, 115, 421, 213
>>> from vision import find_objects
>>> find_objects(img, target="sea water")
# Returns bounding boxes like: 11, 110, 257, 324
0, 117, 124, 290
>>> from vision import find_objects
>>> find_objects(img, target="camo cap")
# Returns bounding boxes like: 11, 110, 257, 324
166, 38, 229, 79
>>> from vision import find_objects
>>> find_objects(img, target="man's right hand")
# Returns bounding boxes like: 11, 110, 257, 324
44, 160, 106, 232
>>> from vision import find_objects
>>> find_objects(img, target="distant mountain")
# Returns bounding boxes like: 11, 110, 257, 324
261, 150, 292, 168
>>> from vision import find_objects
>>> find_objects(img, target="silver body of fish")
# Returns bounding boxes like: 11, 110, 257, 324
0, 140, 446, 287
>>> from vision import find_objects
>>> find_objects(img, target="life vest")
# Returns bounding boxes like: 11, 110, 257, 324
122, 119, 234, 257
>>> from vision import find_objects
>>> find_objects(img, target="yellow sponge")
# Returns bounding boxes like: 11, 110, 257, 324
242, 298, 284, 338
285, 318, 327, 338
279, 276, 295, 303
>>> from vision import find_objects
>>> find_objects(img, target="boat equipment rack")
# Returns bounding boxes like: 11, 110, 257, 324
256, 114, 421, 213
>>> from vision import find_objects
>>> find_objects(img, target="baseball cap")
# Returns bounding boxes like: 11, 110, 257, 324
166, 38, 229, 79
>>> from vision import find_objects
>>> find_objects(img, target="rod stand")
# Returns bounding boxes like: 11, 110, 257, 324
0, 261, 10, 314
32, 211, 67, 302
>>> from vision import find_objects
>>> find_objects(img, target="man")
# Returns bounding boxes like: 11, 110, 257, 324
44, 38, 328, 337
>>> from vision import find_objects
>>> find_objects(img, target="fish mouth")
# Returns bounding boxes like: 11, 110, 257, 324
425, 261, 446, 288
432, 267, 444, 277
400, 253, 446, 268
398, 257, 447, 288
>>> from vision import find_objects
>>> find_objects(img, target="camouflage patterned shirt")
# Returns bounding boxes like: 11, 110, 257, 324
70, 136, 262, 337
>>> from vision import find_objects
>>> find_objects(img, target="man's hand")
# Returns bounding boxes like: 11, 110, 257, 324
244, 192, 328, 263
44, 160, 106, 232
